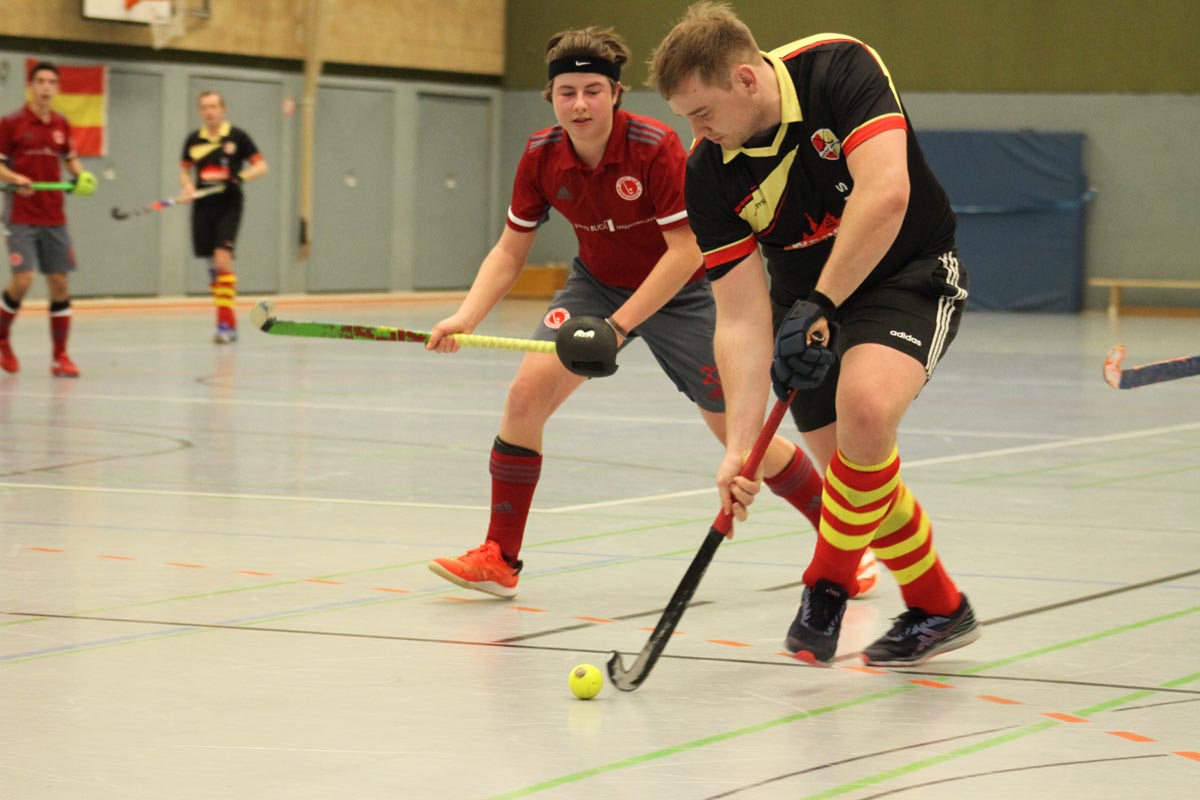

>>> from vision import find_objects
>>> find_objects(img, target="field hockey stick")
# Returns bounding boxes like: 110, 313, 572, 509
250, 300, 556, 353
2, 182, 76, 192
1104, 345, 1200, 389
111, 184, 226, 220
607, 389, 798, 692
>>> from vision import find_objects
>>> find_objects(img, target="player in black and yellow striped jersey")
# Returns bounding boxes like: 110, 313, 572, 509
180, 90, 268, 344
651, 3, 978, 667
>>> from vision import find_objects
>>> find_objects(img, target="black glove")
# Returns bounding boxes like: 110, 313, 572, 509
555, 315, 619, 378
771, 292, 839, 398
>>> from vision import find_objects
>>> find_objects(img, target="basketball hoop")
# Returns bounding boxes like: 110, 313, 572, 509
149, 2, 187, 50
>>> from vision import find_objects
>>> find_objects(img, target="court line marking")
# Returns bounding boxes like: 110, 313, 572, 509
4, 420, 1197, 513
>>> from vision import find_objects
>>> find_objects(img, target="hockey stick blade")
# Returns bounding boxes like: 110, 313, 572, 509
1104, 345, 1200, 389
607, 390, 798, 692
251, 300, 556, 354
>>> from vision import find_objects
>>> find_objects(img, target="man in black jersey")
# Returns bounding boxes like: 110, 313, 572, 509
650, 2, 979, 668
180, 91, 268, 343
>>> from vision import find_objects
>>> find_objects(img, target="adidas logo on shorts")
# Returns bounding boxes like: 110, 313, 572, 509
890, 330, 922, 347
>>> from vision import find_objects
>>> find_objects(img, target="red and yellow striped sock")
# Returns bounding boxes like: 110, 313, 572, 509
211, 273, 237, 328
802, 447, 901, 594
870, 482, 961, 615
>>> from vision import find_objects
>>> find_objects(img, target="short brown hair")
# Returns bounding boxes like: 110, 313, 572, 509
197, 90, 225, 107
648, 1, 761, 99
541, 26, 631, 108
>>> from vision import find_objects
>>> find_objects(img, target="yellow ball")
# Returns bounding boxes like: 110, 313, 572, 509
568, 663, 603, 700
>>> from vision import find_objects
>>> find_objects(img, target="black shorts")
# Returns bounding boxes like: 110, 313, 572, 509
191, 196, 243, 257
772, 249, 969, 432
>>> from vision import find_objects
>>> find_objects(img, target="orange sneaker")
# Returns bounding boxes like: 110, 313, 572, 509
51, 353, 80, 378
0, 340, 17, 373
853, 549, 879, 598
428, 540, 521, 598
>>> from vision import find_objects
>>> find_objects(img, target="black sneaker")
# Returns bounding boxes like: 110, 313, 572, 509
784, 579, 850, 666
862, 595, 981, 667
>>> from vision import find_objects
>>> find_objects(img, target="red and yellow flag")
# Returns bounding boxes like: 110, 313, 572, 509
25, 60, 108, 157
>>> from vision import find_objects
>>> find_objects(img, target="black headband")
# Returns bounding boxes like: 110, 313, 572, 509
548, 56, 621, 82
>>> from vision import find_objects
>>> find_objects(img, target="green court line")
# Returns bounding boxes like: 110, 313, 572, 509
803, 669, 1200, 798
949, 442, 1200, 485
485, 605, 1200, 799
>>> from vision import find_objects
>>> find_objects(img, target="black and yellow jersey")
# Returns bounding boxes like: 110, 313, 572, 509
180, 121, 262, 199
685, 34, 955, 305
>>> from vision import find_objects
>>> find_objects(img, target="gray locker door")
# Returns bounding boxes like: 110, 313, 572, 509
414, 94, 491, 290
69, 70, 163, 297
184, 77, 283, 294
309, 85, 394, 292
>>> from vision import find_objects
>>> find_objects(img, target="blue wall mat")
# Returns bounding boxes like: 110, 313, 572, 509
918, 131, 1090, 311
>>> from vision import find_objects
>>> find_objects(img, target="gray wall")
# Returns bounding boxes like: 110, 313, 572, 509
502, 89, 1200, 311
0, 50, 501, 300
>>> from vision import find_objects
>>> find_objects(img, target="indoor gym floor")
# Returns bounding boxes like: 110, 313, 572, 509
1, 297, 1197, 799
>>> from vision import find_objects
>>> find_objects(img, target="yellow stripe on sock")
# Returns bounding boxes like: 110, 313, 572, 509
871, 516, 930, 561
873, 483, 914, 539
817, 519, 876, 551
889, 548, 939, 586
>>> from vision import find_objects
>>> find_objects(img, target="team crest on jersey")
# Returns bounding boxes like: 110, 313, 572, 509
223, 141, 237, 154
615, 176, 642, 201
543, 307, 571, 329
811, 129, 842, 160
9, 252, 23, 268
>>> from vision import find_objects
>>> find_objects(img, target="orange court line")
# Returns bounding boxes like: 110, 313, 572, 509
370, 587, 410, 594
910, 679, 954, 689
99, 554, 135, 560
978, 695, 1023, 705
165, 562, 205, 569
1107, 731, 1156, 743
27, 547, 64, 553
1174, 752, 1200, 761
1044, 712, 1089, 723
843, 665, 887, 674
303, 579, 342, 585
237, 570, 274, 576
512, 606, 547, 613
574, 616, 616, 623
708, 639, 751, 647
441, 596, 478, 603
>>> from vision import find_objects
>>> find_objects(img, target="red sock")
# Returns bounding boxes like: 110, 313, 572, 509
803, 448, 900, 594
485, 441, 542, 562
49, 299, 71, 357
869, 483, 960, 615
0, 291, 18, 340
764, 443, 823, 529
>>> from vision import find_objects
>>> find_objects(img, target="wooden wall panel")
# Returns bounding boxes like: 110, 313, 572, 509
0, 0, 505, 76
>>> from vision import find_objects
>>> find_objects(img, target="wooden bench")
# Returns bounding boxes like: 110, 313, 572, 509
509, 263, 569, 299
1088, 277, 1200, 316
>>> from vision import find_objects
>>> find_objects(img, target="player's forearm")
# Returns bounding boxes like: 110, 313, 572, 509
609, 238, 701, 332
0, 162, 21, 184
240, 160, 268, 182
455, 242, 529, 328
179, 169, 194, 190
712, 261, 775, 454
65, 157, 83, 178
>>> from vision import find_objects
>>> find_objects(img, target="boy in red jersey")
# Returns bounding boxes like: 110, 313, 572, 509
426, 26, 877, 600
0, 62, 97, 377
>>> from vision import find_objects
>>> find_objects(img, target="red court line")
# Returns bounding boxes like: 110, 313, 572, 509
303, 579, 342, 585
512, 606, 547, 613
237, 570, 274, 576
27, 547, 64, 553
1044, 712, 1089, 723
370, 587, 410, 594
165, 562, 205, 569
1107, 731, 1156, 743
1175, 752, 1200, 761
843, 665, 887, 675
978, 695, 1023, 705
99, 555, 136, 561
708, 639, 751, 648
911, 679, 954, 689
441, 596, 478, 603
574, 616, 615, 623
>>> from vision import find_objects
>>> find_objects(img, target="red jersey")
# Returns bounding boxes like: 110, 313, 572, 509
506, 109, 701, 290
0, 105, 76, 226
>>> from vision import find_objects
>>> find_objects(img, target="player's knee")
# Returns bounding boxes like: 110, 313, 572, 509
10, 272, 35, 295
504, 374, 556, 423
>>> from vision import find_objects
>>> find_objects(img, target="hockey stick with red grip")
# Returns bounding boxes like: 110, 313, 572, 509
1104, 345, 1200, 389
606, 390, 798, 692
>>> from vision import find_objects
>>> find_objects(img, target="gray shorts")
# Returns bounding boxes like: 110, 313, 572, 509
5, 222, 75, 275
532, 258, 725, 411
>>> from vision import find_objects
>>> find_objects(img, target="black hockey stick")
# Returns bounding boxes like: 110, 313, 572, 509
1104, 345, 1200, 389
111, 184, 225, 220
607, 389, 798, 691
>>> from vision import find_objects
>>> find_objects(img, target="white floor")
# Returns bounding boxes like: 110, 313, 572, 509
1, 298, 1197, 799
